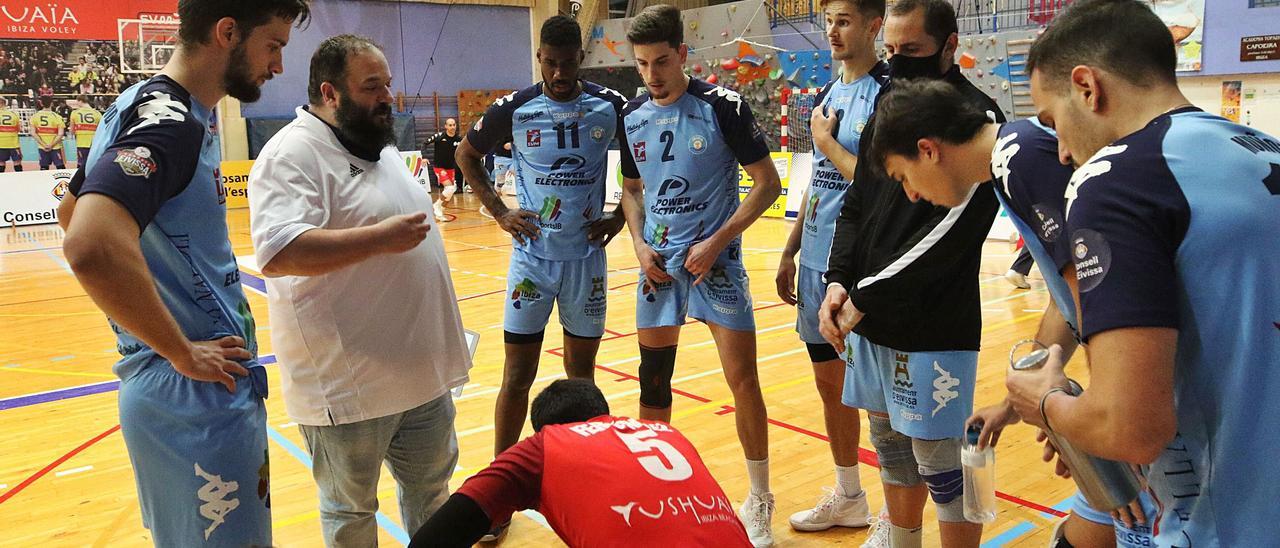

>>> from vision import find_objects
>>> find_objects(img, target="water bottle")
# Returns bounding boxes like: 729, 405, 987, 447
962, 424, 998, 523
1010, 342, 1146, 511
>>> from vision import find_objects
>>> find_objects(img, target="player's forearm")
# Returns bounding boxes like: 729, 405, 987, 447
1043, 330, 1178, 463
64, 232, 192, 361
815, 133, 859, 181
620, 183, 648, 248
261, 226, 385, 277
1033, 301, 1079, 362
456, 146, 505, 214
781, 188, 808, 259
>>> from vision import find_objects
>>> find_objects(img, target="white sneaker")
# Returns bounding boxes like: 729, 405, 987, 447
789, 487, 871, 531
739, 492, 775, 547
1005, 269, 1031, 289
433, 200, 447, 222
860, 506, 891, 548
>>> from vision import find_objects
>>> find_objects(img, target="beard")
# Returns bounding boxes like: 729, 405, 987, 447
335, 92, 396, 150
224, 44, 263, 103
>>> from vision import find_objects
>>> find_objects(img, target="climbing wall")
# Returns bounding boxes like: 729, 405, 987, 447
954, 29, 1042, 121
457, 89, 515, 131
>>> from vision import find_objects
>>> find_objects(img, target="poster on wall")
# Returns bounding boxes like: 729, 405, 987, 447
1221, 81, 1242, 123
1144, 0, 1204, 72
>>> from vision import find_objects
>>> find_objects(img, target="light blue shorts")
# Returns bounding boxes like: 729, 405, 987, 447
841, 333, 977, 439
505, 249, 608, 338
795, 264, 829, 345
635, 243, 755, 332
118, 357, 271, 547
1071, 489, 1159, 548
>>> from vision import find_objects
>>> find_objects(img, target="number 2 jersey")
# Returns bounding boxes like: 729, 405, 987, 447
458, 415, 751, 547
620, 77, 770, 251
467, 81, 627, 261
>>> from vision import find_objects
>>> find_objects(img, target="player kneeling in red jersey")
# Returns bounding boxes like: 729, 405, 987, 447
409, 379, 751, 547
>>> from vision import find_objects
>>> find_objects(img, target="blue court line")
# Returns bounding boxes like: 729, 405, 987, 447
980, 495, 1074, 547
265, 427, 412, 545
981, 522, 1036, 547
0, 354, 276, 411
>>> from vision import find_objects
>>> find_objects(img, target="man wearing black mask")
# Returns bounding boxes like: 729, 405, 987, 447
816, 1, 1002, 547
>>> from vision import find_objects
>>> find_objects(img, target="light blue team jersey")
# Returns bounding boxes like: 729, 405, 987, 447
467, 81, 626, 261
620, 77, 770, 251
75, 75, 258, 380
1065, 108, 1280, 547
799, 64, 887, 271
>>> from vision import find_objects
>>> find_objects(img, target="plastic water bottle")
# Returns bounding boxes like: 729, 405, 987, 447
962, 424, 997, 523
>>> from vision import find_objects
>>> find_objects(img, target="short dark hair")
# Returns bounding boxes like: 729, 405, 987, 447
530, 379, 610, 431
177, 0, 310, 47
820, 0, 886, 21
308, 35, 381, 104
1027, 0, 1177, 91
541, 15, 582, 49
888, 0, 957, 50
627, 4, 683, 48
869, 78, 990, 167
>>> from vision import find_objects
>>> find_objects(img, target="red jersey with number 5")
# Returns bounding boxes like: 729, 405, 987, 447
458, 415, 750, 547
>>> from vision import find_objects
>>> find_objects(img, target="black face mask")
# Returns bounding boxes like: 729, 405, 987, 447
888, 49, 945, 81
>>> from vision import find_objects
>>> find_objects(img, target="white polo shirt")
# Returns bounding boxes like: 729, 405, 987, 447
249, 106, 471, 426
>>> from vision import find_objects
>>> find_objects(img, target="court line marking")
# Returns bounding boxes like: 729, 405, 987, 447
54, 465, 93, 477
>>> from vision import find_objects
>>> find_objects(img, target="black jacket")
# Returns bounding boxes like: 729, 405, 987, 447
423, 131, 462, 170
825, 66, 1003, 352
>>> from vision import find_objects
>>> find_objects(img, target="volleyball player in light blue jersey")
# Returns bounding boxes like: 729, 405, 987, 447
57, 3, 309, 545
456, 22, 628, 542
618, 6, 783, 546
775, 0, 888, 535
1008, 2, 1280, 546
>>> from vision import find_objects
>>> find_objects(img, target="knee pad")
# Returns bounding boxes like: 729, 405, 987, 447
913, 437, 965, 522
806, 342, 839, 363
868, 415, 920, 487
638, 345, 676, 409
504, 330, 545, 345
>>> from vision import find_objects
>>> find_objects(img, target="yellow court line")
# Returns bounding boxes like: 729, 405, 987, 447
0, 366, 116, 379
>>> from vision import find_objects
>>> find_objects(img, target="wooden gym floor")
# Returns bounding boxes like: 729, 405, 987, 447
0, 193, 1088, 546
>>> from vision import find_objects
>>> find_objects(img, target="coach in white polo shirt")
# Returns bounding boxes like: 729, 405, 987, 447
248, 35, 471, 547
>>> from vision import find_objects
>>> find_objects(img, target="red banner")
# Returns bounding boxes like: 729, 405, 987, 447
0, 1, 176, 40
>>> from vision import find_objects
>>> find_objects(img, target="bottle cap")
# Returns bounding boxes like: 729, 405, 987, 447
966, 424, 982, 446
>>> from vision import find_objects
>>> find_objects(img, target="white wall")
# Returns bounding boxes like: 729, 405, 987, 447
1179, 72, 1280, 136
